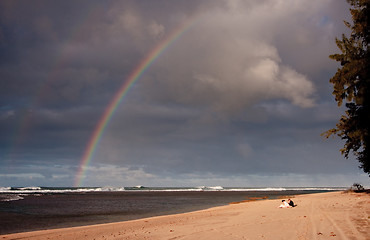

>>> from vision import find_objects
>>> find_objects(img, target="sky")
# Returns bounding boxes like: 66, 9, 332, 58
0, 0, 369, 188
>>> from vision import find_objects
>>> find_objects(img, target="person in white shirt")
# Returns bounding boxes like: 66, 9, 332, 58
278, 200, 291, 208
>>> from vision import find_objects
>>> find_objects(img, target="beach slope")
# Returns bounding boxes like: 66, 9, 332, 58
1, 191, 369, 240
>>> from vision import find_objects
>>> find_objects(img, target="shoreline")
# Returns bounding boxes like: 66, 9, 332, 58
0, 189, 328, 235
1, 191, 369, 239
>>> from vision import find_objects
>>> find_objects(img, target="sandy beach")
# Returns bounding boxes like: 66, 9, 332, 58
1, 191, 369, 240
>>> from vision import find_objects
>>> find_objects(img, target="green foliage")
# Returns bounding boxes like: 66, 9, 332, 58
323, 0, 370, 175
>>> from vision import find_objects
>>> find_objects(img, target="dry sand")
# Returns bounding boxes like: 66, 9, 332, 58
1, 191, 369, 240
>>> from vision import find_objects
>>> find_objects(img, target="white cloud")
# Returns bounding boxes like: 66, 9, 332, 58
82, 164, 156, 186
278, 66, 315, 107
148, 21, 165, 39
141, 0, 321, 115
0, 173, 44, 179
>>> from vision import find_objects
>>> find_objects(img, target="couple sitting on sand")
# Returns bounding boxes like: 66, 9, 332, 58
278, 199, 295, 208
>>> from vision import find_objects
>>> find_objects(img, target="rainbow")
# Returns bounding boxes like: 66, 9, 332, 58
74, 18, 198, 187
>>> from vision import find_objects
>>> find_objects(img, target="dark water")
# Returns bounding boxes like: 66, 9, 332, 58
0, 190, 337, 234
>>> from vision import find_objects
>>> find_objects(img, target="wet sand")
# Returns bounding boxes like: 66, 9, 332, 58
1, 191, 369, 240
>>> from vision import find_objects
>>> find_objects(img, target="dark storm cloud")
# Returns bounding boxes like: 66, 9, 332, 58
98, 101, 352, 176
0, 0, 368, 187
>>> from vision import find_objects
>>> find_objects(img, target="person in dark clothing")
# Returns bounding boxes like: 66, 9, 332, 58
288, 199, 295, 207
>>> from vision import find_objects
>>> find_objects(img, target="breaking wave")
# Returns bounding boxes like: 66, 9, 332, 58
0, 186, 346, 201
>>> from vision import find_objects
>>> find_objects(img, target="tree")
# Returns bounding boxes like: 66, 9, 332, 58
323, 0, 370, 175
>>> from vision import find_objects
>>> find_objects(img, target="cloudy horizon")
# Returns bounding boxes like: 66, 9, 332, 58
1, 0, 368, 187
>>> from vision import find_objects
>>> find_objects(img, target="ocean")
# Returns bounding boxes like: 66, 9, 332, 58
0, 186, 346, 234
